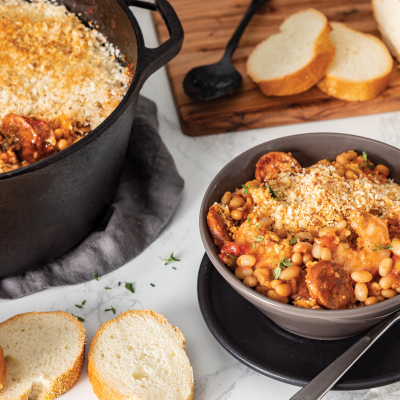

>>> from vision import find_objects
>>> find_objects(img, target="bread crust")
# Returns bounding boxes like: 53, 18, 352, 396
0, 345, 7, 390
0, 311, 85, 400
247, 11, 336, 97
317, 26, 393, 101
88, 310, 194, 400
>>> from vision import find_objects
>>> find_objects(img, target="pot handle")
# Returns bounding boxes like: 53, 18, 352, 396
126, 0, 183, 85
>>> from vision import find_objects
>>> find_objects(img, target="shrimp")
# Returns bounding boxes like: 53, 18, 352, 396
332, 211, 391, 276
234, 222, 292, 271
255, 151, 302, 182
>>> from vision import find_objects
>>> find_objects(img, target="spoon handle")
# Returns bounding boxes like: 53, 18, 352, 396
289, 310, 400, 400
224, 0, 269, 59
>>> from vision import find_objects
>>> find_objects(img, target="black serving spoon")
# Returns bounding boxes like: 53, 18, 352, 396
183, 0, 268, 101
290, 308, 400, 400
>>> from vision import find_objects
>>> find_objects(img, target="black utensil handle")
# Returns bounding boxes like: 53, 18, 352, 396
224, 0, 268, 59
127, 0, 184, 85
289, 310, 400, 400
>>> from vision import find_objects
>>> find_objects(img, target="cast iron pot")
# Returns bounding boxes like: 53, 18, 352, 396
0, 0, 183, 278
200, 133, 400, 340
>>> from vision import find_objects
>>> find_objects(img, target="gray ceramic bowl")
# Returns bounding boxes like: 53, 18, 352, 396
200, 133, 400, 340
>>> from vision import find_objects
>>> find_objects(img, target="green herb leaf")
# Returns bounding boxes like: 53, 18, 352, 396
362, 151, 368, 163
241, 184, 250, 195
289, 236, 298, 245
253, 223, 260, 232
71, 313, 84, 322
93, 273, 99, 281
254, 235, 264, 242
384, 240, 394, 250
159, 252, 181, 265
372, 243, 382, 252
172, 267, 177, 270
268, 185, 280, 199
82, 300, 86, 306
105, 287, 111, 290
75, 304, 83, 309
278, 257, 293, 269
247, 216, 251, 224
125, 282, 134, 293
118, 282, 121, 286
273, 266, 281, 280
105, 306, 116, 315
150, 283, 155, 287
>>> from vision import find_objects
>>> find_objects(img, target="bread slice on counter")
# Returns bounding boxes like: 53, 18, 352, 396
247, 8, 335, 97
88, 310, 194, 400
373, 0, 400, 63
317, 22, 393, 101
0, 345, 6, 390
0, 311, 85, 400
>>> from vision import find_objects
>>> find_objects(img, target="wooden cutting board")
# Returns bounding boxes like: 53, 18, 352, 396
152, 0, 400, 136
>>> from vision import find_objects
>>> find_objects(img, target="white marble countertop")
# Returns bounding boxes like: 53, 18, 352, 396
2, 6, 400, 400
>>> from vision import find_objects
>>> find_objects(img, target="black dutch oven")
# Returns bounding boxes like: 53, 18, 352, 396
0, 0, 183, 278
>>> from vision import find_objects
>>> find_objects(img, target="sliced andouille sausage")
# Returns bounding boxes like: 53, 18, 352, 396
306, 260, 355, 310
255, 151, 302, 182
2, 113, 56, 163
207, 204, 232, 248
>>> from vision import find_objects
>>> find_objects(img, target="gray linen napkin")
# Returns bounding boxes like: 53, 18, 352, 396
0, 96, 184, 299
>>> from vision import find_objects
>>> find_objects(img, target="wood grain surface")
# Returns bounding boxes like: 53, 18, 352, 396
152, 0, 400, 136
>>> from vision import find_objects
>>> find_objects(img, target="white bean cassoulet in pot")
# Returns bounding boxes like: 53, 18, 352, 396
0, 0, 133, 173
207, 150, 400, 309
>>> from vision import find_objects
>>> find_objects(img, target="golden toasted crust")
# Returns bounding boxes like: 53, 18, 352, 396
248, 17, 335, 97
317, 70, 392, 101
0, 346, 6, 390
0, 311, 85, 400
88, 310, 194, 400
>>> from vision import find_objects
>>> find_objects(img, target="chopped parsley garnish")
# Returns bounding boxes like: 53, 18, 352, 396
105, 306, 116, 315
125, 282, 134, 293
355, 152, 374, 170
254, 235, 264, 242
93, 273, 99, 281
289, 236, 298, 245
247, 216, 251, 224
118, 282, 121, 286
372, 243, 382, 252
268, 185, 280, 200
384, 240, 394, 251
247, 217, 260, 232
172, 267, 177, 270
75, 304, 83, 309
150, 283, 155, 287
273, 257, 293, 280
82, 300, 86, 306
241, 184, 250, 194
105, 287, 111, 290
71, 313, 84, 322
160, 252, 180, 265
252, 243, 255, 249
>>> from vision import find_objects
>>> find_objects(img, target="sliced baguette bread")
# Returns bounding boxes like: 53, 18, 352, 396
88, 310, 193, 400
373, 0, 400, 63
317, 22, 393, 101
0, 345, 6, 390
247, 8, 335, 96
0, 312, 85, 400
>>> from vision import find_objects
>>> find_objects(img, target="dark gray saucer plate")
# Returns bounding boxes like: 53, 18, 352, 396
197, 253, 400, 390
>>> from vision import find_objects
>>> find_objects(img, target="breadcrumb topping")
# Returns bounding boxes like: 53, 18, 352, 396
0, 0, 132, 129
251, 165, 400, 233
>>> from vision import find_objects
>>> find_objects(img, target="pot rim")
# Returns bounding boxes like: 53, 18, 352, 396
0, 0, 143, 181
200, 132, 400, 320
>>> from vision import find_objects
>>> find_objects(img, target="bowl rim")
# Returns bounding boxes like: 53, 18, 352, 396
199, 132, 400, 319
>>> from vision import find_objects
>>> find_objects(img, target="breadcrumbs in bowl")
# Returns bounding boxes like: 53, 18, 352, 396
200, 133, 400, 339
